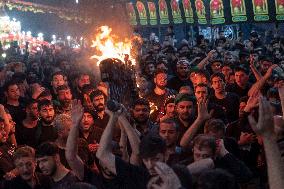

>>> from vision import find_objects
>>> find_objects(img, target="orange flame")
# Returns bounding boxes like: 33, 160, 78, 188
91, 26, 136, 66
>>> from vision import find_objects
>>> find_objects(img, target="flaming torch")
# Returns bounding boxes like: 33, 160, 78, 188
91, 26, 140, 105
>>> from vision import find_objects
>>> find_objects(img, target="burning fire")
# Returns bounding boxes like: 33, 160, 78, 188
91, 26, 136, 66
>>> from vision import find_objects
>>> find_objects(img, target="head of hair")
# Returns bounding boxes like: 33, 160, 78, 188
204, 119, 226, 135
154, 68, 167, 77
193, 134, 216, 155
38, 99, 53, 111
36, 142, 59, 158
3, 80, 18, 92
56, 84, 70, 93
14, 146, 35, 162
159, 118, 178, 131
234, 66, 249, 75
52, 71, 65, 80
194, 83, 208, 92
210, 73, 225, 83
132, 98, 150, 109
89, 89, 104, 101
139, 134, 166, 159
175, 93, 196, 105
37, 89, 51, 99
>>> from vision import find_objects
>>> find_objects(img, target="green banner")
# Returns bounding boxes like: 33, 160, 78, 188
136, 1, 148, 25
252, 0, 269, 21
158, 0, 170, 24
126, 2, 137, 25
148, 1, 158, 25
171, 0, 183, 24
182, 0, 194, 23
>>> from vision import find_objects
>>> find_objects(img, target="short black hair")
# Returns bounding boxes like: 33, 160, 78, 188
210, 73, 225, 83
56, 85, 70, 93
3, 80, 18, 92
52, 71, 66, 80
234, 66, 249, 75
154, 69, 167, 77
36, 142, 59, 158
193, 134, 216, 155
38, 99, 53, 111
204, 119, 226, 135
159, 118, 178, 131
139, 134, 166, 159
89, 89, 104, 101
132, 98, 150, 109
194, 83, 208, 92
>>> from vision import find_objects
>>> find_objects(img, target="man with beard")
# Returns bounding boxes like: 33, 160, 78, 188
50, 71, 66, 99
55, 85, 73, 115
174, 93, 197, 143
36, 142, 78, 189
90, 90, 109, 130
167, 59, 192, 91
4, 146, 51, 189
16, 100, 39, 148
73, 73, 91, 100
36, 100, 58, 147
131, 98, 157, 137
146, 69, 176, 121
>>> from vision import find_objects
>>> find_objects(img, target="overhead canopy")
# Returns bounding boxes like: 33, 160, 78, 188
125, 0, 284, 26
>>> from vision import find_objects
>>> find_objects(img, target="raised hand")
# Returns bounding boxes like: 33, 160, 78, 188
197, 97, 210, 121
248, 96, 274, 137
71, 100, 84, 126
244, 93, 259, 112
238, 132, 256, 145
147, 162, 182, 189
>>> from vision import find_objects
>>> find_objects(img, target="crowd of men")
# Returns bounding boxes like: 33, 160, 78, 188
0, 26, 283, 189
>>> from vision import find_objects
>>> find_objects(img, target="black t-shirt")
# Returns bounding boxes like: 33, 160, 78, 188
84, 157, 150, 189
210, 92, 240, 123
226, 82, 251, 98
4, 103, 26, 125
36, 121, 58, 146
51, 171, 78, 189
15, 122, 37, 148
4, 173, 51, 189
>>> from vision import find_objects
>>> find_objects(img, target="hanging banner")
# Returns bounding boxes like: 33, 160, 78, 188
182, 0, 194, 23
158, 0, 170, 24
210, 0, 225, 24
230, 0, 247, 22
136, 1, 148, 25
126, 3, 138, 25
170, 0, 183, 24
275, 0, 284, 21
148, 2, 158, 25
252, 0, 269, 21
195, 0, 207, 24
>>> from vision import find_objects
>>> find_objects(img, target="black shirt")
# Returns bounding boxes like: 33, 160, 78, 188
226, 82, 251, 98
4, 173, 51, 189
84, 157, 150, 189
167, 76, 192, 91
51, 171, 78, 189
0, 143, 15, 178
15, 122, 37, 148
36, 121, 58, 146
4, 103, 26, 125
210, 92, 240, 123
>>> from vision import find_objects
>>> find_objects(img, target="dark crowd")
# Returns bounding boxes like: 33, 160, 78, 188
0, 26, 283, 189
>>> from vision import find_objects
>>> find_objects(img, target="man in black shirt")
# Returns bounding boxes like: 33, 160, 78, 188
16, 100, 39, 147
36, 100, 58, 146
210, 73, 239, 123
36, 142, 78, 189
226, 66, 252, 98
167, 59, 192, 91
4, 146, 51, 189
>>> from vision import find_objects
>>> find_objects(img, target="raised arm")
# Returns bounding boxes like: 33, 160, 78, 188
118, 114, 141, 166
96, 109, 119, 175
248, 97, 284, 189
196, 50, 216, 70
65, 100, 84, 180
180, 98, 210, 148
249, 63, 262, 81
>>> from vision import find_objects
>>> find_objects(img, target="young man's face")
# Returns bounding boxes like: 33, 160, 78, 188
154, 73, 167, 89
15, 157, 37, 181
177, 65, 189, 78
26, 103, 39, 120
176, 101, 194, 121
211, 77, 225, 94
80, 112, 94, 132
40, 105, 55, 124
37, 156, 57, 176
142, 153, 165, 176
193, 145, 214, 162
6, 84, 20, 101
165, 103, 175, 118
52, 75, 65, 89
78, 74, 90, 88
195, 86, 208, 101
159, 122, 177, 147
132, 105, 150, 124
235, 71, 248, 87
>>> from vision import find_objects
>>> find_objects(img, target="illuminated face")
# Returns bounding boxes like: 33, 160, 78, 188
159, 122, 177, 147
235, 71, 248, 87
15, 157, 36, 182
92, 95, 105, 112
80, 112, 94, 132
57, 89, 72, 105
165, 103, 175, 118
176, 101, 194, 121
195, 86, 208, 101
211, 76, 225, 94
52, 75, 65, 89
154, 73, 167, 89
6, 84, 20, 101
78, 75, 90, 88
39, 105, 55, 124
211, 62, 222, 73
